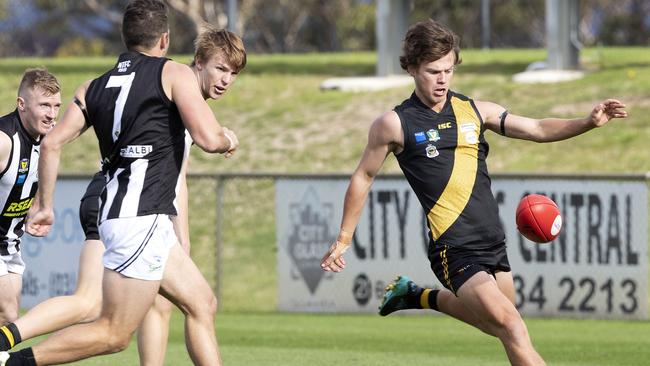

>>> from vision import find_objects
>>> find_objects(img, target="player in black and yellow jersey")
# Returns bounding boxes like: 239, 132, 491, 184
320, 19, 627, 366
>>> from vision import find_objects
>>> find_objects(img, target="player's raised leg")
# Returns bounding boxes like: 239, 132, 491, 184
10, 239, 104, 343
28, 269, 160, 365
456, 272, 545, 366
159, 244, 219, 365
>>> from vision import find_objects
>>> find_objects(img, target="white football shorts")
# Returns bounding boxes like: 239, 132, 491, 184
99, 214, 177, 281
0, 252, 25, 276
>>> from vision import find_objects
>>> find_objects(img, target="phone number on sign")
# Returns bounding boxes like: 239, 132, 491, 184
513, 275, 639, 315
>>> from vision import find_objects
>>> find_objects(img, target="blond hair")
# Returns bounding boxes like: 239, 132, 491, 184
18, 68, 61, 97
193, 25, 247, 73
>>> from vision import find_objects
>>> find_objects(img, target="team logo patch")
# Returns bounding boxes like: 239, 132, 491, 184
426, 129, 440, 142
414, 132, 427, 143
460, 123, 477, 133
465, 131, 478, 145
18, 158, 29, 174
425, 144, 439, 158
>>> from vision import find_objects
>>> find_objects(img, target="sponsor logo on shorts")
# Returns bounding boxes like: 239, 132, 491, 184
457, 264, 475, 274
120, 145, 153, 158
148, 264, 162, 272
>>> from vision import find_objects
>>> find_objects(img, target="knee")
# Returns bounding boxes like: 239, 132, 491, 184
494, 311, 528, 342
76, 295, 103, 323
105, 333, 132, 353
90, 319, 133, 354
184, 292, 217, 319
0, 302, 19, 324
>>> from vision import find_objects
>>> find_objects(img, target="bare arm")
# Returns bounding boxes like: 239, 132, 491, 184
320, 111, 403, 272
477, 99, 627, 142
0, 133, 12, 173
171, 155, 191, 254
26, 82, 91, 236
163, 61, 238, 154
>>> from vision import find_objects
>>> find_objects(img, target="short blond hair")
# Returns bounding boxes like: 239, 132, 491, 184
18, 68, 61, 97
193, 25, 247, 73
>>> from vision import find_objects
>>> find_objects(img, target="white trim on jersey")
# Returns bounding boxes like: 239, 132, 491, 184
101, 167, 124, 223
172, 131, 193, 212
0, 134, 21, 254
0, 134, 20, 212
118, 158, 149, 217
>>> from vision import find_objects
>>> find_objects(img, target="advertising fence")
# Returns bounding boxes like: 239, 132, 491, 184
276, 174, 648, 319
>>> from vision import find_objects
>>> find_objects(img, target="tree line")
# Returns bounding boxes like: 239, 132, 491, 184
0, 0, 648, 57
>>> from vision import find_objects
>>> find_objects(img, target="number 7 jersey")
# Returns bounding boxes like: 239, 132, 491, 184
85, 51, 187, 221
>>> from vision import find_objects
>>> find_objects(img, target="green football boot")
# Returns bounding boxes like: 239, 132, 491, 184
378, 275, 419, 316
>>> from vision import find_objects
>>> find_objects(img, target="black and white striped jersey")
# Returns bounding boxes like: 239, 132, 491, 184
0, 110, 39, 255
84, 52, 186, 221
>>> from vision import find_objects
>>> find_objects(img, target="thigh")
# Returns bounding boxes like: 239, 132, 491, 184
495, 270, 515, 305
74, 239, 105, 300
101, 269, 160, 334
455, 271, 521, 328
0, 272, 22, 314
159, 244, 214, 313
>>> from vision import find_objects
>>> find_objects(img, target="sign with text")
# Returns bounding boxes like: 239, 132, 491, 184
20, 178, 88, 309
276, 177, 648, 319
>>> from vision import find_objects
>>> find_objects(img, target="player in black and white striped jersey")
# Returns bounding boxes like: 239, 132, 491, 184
2, 1, 240, 365
0, 69, 60, 334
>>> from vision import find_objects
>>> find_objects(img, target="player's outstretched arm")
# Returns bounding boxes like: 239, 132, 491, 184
164, 61, 236, 155
478, 99, 627, 142
321, 111, 402, 272
26, 82, 91, 237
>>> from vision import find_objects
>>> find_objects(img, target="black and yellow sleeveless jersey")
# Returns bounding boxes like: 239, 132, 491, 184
394, 91, 505, 249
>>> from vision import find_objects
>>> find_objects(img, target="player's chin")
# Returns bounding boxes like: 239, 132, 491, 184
40, 122, 55, 133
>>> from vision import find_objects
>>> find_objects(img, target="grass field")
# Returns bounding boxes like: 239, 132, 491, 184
18, 312, 650, 365
0, 48, 648, 364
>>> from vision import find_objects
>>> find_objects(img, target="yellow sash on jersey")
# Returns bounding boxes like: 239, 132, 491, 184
427, 96, 481, 240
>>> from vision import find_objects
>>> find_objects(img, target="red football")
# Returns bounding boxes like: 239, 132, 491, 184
516, 194, 562, 243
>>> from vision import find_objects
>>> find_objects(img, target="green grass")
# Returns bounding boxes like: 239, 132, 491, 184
1, 48, 648, 314
17, 311, 650, 365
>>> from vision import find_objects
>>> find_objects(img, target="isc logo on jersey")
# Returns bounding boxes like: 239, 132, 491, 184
120, 145, 153, 158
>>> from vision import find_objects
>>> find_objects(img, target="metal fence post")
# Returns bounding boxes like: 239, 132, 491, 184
215, 175, 225, 303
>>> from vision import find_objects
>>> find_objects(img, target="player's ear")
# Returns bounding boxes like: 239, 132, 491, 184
17, 96, 25, 111
195, 59, 204, 71
160, 31, 170, 52
406, 64, 417, 77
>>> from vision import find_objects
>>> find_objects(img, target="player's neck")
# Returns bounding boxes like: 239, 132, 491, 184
130, 46, 165, 58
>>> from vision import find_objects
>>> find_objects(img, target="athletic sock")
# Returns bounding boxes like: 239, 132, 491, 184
7, 348, 36, 366
0, 324, 22, 351
419, 288, 440, 311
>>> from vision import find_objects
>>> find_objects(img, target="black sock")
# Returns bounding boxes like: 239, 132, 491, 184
0, 323, 22, 351
408, 287, 425, 309
7, 347, 36, 366
416, 288, 440, 311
